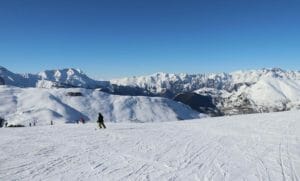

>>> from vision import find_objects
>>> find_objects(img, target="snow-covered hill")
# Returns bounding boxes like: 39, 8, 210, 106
0, 86, 201, 125
1, 110, 299, 180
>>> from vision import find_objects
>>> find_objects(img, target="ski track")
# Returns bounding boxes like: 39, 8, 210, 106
0, 111, 300, 181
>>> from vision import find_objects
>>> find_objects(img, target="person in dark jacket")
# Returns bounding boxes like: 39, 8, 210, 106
0, 117, 4, 128
97, 113, 106, 129
80, 117, 85, 124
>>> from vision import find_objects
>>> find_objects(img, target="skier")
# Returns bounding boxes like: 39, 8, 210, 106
80, 117, 85, 124
97, 113, 106, 129
0, 118, 3, 128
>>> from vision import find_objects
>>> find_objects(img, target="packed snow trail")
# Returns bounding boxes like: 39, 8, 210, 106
0, 111, 300, 181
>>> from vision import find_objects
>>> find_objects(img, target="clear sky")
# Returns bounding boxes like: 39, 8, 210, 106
0, 0, 300, 79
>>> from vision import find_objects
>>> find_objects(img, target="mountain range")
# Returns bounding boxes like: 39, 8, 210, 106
1, 66, 300, 120
112, 68, 300, 115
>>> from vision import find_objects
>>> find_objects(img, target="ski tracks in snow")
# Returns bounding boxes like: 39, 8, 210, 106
0, 111, 300, 181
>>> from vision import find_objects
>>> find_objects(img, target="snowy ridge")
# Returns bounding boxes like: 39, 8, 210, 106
0, 86, 202, 125
0, 66, 109, 88
111, 68, 300, 94
0, 66, 38, 87
112, 71, 232, 94
37, 68, 110, 88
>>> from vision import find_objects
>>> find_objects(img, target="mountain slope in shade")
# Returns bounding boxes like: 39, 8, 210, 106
0, 66, 38, 87
173, 92, 223, 116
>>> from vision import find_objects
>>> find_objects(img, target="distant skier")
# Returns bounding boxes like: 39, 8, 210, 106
80, 117, 85, 124
0, 118, 3, 128
97, 113, 106, 129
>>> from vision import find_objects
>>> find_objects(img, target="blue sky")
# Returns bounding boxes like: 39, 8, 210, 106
0, 0, 300, 79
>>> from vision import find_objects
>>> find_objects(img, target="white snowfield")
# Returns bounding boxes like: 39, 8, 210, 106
1, 111, 299, 181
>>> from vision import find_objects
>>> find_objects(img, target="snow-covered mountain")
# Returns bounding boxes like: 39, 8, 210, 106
2, 66, 300, 117
0, 86, 202, 125
112, 68, 300, 115
0, 66, 38, 87
111, 68, 300, 95
0, 66, 109, 88
37, 68, 110, 88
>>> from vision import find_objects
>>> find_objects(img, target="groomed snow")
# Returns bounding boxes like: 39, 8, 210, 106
1, 111, 299, 181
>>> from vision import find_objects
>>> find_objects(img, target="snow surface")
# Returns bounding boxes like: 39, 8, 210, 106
0, 110, 299, 181
0, 86, 201, 125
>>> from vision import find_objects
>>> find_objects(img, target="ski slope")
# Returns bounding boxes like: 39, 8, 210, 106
1, 111, 300, 181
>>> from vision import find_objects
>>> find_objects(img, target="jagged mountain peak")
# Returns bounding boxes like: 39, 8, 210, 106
111, 68, 300, 95
37, 68, 110, 88
0, 66, 109, 88
38, 68, 86, 78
